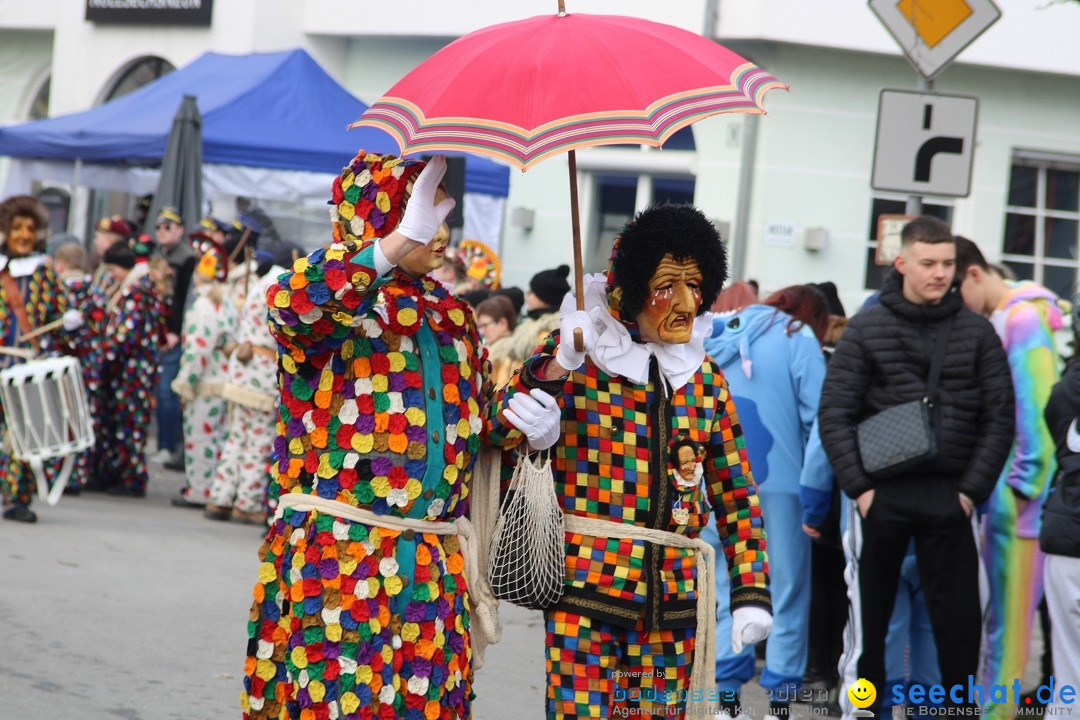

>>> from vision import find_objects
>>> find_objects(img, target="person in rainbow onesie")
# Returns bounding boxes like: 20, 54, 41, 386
954, 236, 1064, 711
241, 152, 507, 720
486, 204, 773, 720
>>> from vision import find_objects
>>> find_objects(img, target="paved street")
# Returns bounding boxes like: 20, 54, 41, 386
0, 466, 784, 719
0, 466, 548, 719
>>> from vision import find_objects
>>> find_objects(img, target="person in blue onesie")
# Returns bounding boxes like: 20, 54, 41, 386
702, 285, 827, 720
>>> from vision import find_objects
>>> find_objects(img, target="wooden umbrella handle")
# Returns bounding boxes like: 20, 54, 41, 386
568, 149, 585, 352
18, 316, 66, 343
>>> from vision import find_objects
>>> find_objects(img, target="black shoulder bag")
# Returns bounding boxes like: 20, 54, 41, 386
856, 315, 953, 479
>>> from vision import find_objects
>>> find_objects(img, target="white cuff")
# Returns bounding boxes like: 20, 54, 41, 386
373, 240, 394, 276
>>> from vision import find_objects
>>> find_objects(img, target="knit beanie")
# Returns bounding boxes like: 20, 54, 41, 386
811, 281, 846, 318
102, 241, 136, 269
529, 264, 571, 308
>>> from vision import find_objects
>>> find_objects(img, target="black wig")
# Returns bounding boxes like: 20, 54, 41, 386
608, 204, 727, 321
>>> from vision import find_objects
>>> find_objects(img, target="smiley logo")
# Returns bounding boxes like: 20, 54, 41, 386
847, 678, 876, 709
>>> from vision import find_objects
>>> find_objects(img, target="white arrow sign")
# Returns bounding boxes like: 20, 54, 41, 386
871, 89, 978, 198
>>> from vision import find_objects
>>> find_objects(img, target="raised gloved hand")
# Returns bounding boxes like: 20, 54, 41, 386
62, 309, 84, 331
395, 155, 457, 244
731, 606, 772, 653
554, 310, 598, 372
503, 388, 562, 451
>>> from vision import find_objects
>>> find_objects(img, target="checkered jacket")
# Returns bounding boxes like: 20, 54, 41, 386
486, 329, 771, 630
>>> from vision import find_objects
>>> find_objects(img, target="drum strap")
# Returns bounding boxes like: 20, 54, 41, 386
0, 269, 39, 354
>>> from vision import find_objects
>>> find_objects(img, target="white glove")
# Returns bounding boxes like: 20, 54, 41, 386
395, 155, 457, 244
62, 309, 84, 331
503, 388, 562, 451
731, 606, 772, 653
170, 376, 195, 404
554, 310, 597, 372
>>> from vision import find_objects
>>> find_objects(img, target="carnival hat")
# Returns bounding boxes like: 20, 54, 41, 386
459, 239, 501, 290
156, 206, 183, 226
96, 215, 134, 236
329, 150, 427, 245
192, 236, 229, 282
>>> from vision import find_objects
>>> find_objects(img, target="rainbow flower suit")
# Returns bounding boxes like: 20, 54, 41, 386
241, 235, 489, 720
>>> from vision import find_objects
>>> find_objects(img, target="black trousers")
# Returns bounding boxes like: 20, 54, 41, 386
807, 540, 847, 686
846, 479, 982, 718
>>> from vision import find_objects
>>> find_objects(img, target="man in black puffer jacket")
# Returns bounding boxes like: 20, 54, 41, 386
819, 216, 1014, 719
1042, 351, 1080, 711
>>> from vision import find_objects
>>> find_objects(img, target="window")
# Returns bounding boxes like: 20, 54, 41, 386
1001, 159, 1080, 298
29, 76, 50, 120
581, 127, 697, 272
587, 174, 697, 272
84, 57, 177, 239
104, 56, 175, 102
864, 197, 953, 291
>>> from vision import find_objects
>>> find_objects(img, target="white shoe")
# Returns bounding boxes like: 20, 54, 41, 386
149, 448, 173, 464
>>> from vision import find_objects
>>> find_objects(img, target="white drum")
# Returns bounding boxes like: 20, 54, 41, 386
0, 356, 94, 506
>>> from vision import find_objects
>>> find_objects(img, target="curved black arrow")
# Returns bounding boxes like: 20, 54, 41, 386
914, 136, 964, 182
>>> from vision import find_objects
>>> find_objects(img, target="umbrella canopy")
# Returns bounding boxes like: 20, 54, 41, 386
353, 11, 785, 170
146, 95, 202, 233
354, 6, 786, 348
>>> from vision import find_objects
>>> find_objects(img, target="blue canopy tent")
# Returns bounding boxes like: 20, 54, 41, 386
0, 49, 510, 243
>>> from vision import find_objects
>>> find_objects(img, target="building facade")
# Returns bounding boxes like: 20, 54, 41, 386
2, 0, 1080, 308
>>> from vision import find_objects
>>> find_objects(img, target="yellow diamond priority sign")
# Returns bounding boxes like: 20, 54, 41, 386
869, 0, 1001, 80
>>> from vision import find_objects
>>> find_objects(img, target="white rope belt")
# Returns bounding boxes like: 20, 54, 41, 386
563, 514, 717, 705
274, 492, 501, 667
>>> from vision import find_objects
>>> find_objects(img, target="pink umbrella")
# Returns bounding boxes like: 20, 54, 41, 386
353, 2, 786, 345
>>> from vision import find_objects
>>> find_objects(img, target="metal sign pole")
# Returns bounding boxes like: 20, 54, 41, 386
904, 74, 934, 217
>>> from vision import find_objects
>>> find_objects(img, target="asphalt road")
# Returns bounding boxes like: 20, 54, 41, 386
0, 465, 784, 720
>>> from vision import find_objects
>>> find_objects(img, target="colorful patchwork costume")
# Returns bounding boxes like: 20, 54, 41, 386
241, 153, 492, 720
485, 212, 771, 720
172, 239, 236, 505
980, 281, 1064, 709
95, 262, 168, 494
0, 254, 69, 510
60, 270, 106, 490
210, 264, 286, 517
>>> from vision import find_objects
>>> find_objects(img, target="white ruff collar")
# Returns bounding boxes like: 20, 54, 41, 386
0, 253, 47, 278
560, 273, 712, 392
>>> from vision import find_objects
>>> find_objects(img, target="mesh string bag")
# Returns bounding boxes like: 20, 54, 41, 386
487, 450, 565, 610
